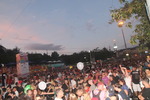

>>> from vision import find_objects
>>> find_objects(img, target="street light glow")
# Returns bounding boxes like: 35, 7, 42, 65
126, 53, 129, 56
114, 46, 118, 49
118, 20, 124, 27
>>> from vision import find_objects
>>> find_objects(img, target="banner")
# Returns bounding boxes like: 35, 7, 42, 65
16, 53, 29, 75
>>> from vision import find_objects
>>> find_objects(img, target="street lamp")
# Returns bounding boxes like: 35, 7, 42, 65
118, 20, 127, 49
113, 40, 118, 50
89, 50, 92, 63
126, 53, 129, 56
113, 40, 118, 57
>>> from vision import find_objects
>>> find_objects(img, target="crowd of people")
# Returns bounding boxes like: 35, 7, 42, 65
0, 56, 150, 100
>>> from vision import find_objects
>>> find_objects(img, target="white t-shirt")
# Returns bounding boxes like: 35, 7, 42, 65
54, 97, 63, 100
71, 79, 76, 88
124, 76, 132, 90
14, 77, 18, 84
15, 91, 19, 97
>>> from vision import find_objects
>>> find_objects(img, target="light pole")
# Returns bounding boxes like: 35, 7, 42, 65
89, 50, 92, 63
118, 20, 127, 49
113, 40, 118, 50
113, 40, 118, 57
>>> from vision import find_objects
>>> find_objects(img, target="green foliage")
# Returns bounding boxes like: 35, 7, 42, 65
60, 48, 114, 65
110, 0, 150, 49
0, 45, 20, 64
51, 51, 59, 61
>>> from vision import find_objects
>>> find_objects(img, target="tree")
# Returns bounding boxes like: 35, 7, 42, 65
0, 46, 20, 64
51, 51, 59, 61
110, 0, 150, 51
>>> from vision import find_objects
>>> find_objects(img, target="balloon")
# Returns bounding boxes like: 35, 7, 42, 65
38, 81, 46, 90
24, 85, 31, 94
77, 62, 84, 70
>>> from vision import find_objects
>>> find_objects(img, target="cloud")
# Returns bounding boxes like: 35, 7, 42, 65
0, 20, 49, 46
24, 43, 63, 51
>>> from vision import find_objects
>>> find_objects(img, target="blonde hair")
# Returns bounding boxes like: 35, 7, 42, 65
68, 93, 77, 100
83, 93, 91, 100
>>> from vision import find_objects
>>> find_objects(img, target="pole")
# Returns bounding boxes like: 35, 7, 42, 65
90, 51, 92, 63
121, 28, 127, 49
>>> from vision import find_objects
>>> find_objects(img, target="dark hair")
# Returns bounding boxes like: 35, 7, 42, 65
18, 96, 32, 100
118, 79, 126, 85
7, 85, 11, 89
114, 83, 121, 88
47, 83, 51, 87
10, 91, 16, 95
2, 88, 6, 92
27, 89, 32, 93
13, 86, 17, 89
109, 75, 114, 78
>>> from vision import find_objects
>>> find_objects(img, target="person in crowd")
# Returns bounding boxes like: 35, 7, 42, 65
54, 88, 64, 100
109, 95, 118, 100
70, 77, 77, 93
2, 87, 7, 99
16, 82, 24, 96
138, 80, 150, 100
25, 89, 33, 100
144, 68, 150, 84
9, 91, 18, 100
83, 83, 90, 93
120, 65, 132, 92
35, 95, 45, 100
118, 79, 129, 96
62, 79, 70, 100
90, 82, 107, 100
14, 75, 19, 85
114, 83, 129, 100
101, 72, 109, 86
6, 74, 13, 86
112, 71, 120, 84
2, 73, 7, 87
4, 86, 12, 99
131, 66, 141, 96
109, 75, 116, 85
12, 87, 19, 97
76, 86, 84, 100
41, 83, 54, 100
33, 89, 38, 100
88, 79, 96, 92
67, 93, 77, 100
108, 69, 113, 78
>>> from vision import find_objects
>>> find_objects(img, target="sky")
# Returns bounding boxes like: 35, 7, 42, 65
0, 0, 136, 55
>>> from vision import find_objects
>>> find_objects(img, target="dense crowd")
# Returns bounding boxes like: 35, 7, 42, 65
0, 57, 150, 100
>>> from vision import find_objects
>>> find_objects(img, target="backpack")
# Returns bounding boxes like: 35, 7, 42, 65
91, 90, 101, 100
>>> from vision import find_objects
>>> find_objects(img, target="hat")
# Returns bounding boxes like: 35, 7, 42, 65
18, 80, 23, 84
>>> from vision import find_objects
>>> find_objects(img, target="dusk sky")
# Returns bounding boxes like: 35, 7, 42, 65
0, 0, 136, 55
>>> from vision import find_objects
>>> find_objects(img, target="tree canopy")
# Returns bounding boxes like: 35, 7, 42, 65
110, 0, 150, 50
0, 45, 115, 66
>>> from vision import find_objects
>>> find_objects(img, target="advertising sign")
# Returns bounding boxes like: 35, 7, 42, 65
16, 53, 29, 75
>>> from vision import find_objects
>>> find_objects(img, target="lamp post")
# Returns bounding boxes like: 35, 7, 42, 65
118, 21, 127, 49
113, 40, 118, 50
113, 40, 118, 57
89, 50, 92, 63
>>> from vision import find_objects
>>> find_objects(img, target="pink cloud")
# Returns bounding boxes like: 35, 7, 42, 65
0, 21, 49, 46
